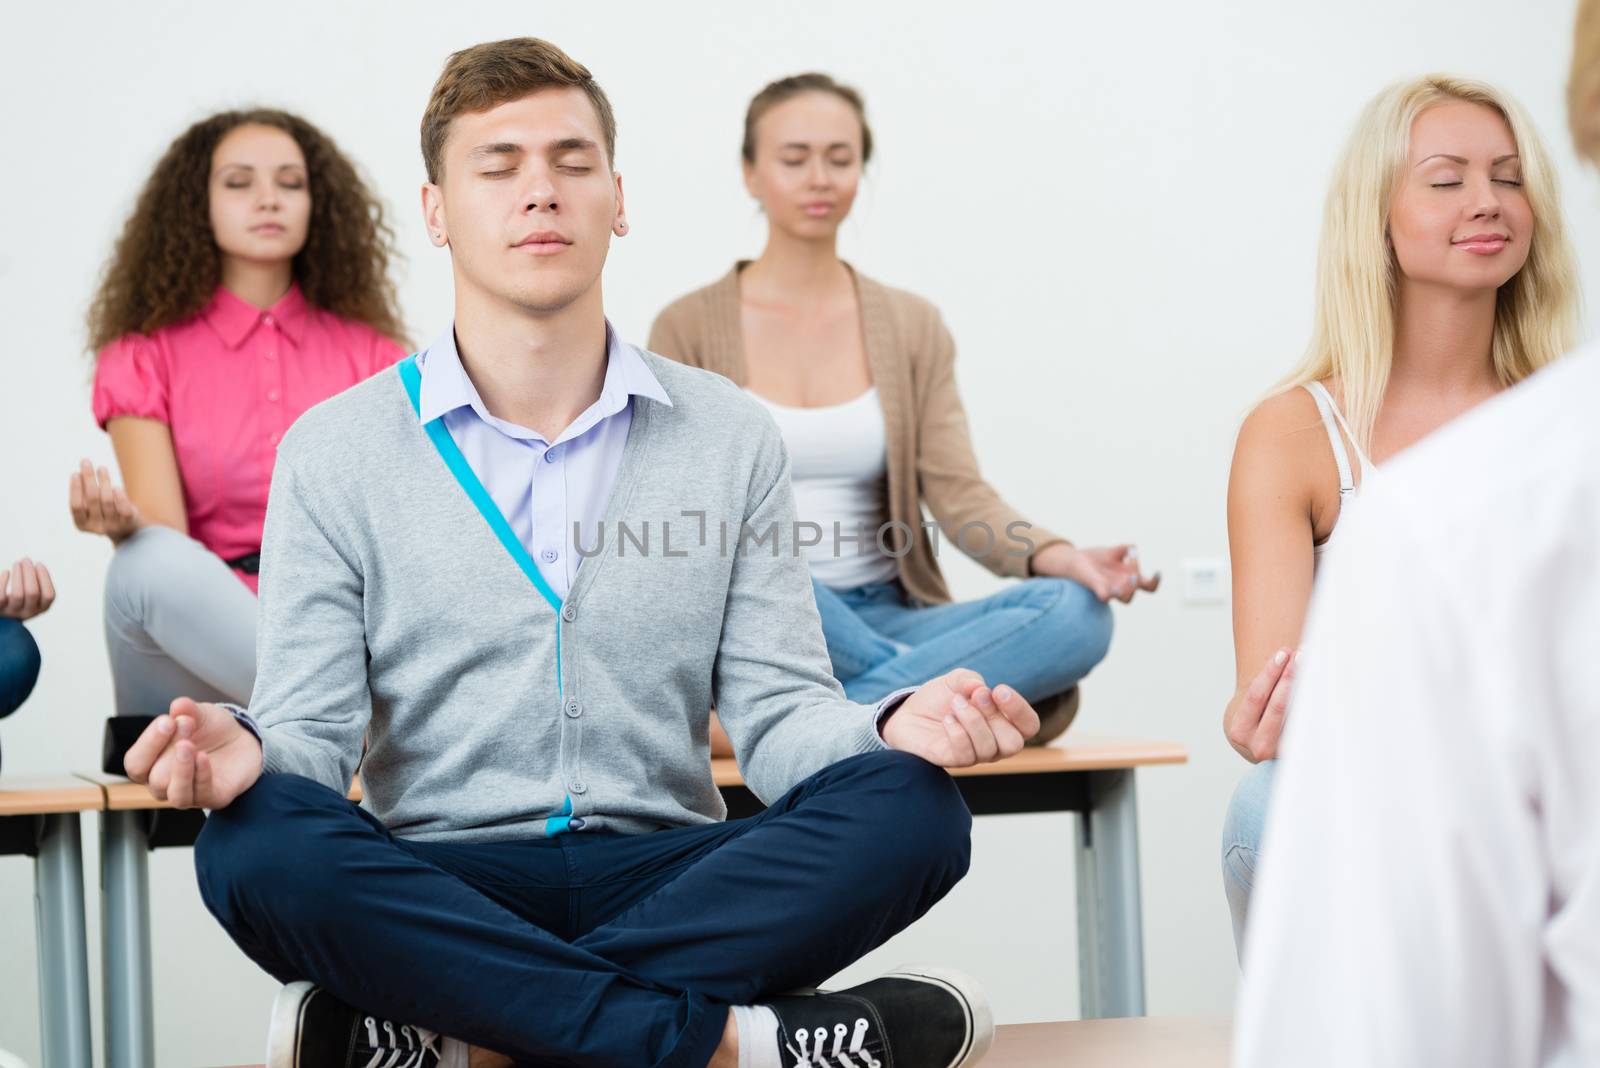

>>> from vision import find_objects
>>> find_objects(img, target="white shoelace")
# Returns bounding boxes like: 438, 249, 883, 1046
784, 1017, 881, 1068
360, 1015, 445, 1068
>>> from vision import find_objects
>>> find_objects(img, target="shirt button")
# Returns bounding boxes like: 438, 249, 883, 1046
262, 314, 275, 327
544, 448, 561, 463
571, 780, 587, 795
264, 350, 277, 361
565, 699, 582, 718
269, 433, 282, 446
568, 817, 587, 831
267, 390, 280, 402
541, 548, 559, 563
561, 604, 576, 622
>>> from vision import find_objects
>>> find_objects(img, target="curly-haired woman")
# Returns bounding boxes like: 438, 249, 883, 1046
71, 109, 408, 718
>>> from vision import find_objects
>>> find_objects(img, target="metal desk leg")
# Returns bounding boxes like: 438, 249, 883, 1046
101, 810, 154, 1068
34, 813, 93, 1068
1074, 768, 1147, 1018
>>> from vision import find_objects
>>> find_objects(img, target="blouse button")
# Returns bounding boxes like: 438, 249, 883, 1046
267, 390, 280, 402
264, 350, 277, 361
269, 432, 282, 446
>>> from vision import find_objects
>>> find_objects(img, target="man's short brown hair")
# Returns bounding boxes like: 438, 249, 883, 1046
421, 37, 617, 183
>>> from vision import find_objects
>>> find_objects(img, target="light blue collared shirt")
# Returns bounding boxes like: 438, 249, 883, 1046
416, 321, 672, 598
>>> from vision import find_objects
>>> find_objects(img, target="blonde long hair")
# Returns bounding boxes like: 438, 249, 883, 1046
1279, 75, 1579, 452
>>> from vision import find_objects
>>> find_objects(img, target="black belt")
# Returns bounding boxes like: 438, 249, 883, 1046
226, 552, 261, 575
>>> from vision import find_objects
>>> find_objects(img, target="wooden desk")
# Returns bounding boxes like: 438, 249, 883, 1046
83, 736, 1186, 1068
209, 1018, 1232, 1068
990, 1017, 1233, 1066
0, 774, 103, 1068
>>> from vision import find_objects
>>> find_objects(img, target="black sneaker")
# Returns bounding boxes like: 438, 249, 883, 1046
765, 965, 994, 1068
267, 981, 461, 1068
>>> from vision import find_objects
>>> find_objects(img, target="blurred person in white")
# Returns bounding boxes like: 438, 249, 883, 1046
1219, 71, 1580, 957
1234, 9, 1600, 1063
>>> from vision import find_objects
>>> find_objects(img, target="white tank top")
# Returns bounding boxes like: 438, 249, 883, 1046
1304, 381, 1377, 570
747, 387, 899, 590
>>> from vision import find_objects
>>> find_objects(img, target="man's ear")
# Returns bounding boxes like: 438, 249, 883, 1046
421, 182, 448, 246
613, 171, 628, 235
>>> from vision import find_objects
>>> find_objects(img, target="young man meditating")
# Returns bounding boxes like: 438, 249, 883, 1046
123, 37, 1039, 1068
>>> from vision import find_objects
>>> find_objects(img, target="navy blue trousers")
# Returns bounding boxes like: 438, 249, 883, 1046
195, 749, 972, 1068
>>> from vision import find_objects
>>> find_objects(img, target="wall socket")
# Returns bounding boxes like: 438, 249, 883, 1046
1181, 558, 1229, 606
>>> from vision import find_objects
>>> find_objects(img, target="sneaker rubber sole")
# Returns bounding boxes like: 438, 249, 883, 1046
266, 980, 317, 1068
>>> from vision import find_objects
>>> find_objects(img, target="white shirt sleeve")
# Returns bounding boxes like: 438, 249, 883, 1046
1233, 491, 1552, 1068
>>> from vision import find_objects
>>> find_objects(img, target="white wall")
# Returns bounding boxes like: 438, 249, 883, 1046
2, 0, 1594, 1062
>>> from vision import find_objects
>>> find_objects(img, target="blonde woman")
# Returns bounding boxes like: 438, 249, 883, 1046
1220, 74, 1578, 956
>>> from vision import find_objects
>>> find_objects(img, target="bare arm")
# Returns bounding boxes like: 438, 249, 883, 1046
1223, 391, 1324, 761
107, 417, 187, 534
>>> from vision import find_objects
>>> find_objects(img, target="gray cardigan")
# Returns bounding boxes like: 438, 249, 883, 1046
241, 347, 889, 843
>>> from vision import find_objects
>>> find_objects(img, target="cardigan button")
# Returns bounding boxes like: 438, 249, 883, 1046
565, 699, 582, 719
571, 780, 588, 795
561, 604, 577, 622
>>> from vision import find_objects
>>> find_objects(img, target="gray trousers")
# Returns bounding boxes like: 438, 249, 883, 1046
104, 525, 257, 717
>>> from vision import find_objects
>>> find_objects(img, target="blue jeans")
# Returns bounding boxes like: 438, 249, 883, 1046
0, 618, 42, 719
196, 749, 971, 1067
1220, 759, 1277, 961
810, 577, 1113, 703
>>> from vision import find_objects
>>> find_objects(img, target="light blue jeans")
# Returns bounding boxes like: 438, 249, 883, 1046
809, 576, 1113, 704
1221, 758, 1278, 961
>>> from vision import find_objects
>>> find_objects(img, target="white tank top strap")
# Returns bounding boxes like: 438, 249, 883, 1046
1303, 381, 1356, 503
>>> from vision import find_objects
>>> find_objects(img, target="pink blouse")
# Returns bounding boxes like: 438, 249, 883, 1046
92, 284, 405, 592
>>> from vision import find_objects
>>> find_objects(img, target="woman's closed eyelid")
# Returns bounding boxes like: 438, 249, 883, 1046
1427, 177, 1523, 188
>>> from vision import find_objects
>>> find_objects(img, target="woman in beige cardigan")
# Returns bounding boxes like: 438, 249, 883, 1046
650, 73, 1157, 746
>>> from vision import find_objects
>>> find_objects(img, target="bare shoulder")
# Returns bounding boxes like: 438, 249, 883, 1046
1231, 384, 1344, 537
1239, 385, 1324, 441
